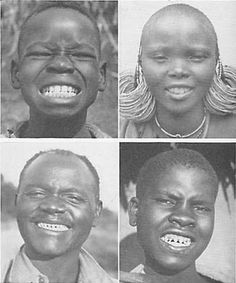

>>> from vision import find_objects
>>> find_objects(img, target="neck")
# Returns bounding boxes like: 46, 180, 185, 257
143, 262, 204, 283
22, 110, 90, 138
29, 249, 80, 283
156, 104, 205, 137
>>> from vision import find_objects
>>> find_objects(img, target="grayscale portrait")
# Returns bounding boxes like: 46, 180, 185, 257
119, 1, 236, 138
1, 0, 118, 138
1, 141, 118, 282
120, 143, 235, 283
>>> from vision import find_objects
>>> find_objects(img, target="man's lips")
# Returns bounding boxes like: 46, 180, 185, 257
37, 222, 69, 232
160, 230, 196, 252
39, 84, 81, 98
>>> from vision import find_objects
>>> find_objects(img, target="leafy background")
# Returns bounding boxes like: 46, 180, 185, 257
1, 0, 118, 137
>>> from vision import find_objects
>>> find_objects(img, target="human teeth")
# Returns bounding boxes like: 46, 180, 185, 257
168, 88, 191, 95
161, 234, 191, 247
41, 85, 80, 98
37, 222, 69, 232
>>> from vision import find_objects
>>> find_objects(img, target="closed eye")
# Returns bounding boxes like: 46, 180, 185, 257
25, 190, 47, 199
70, 52, 96, 60
62, 194, 86, 205
189, 55, 207, 62
26, 52, 52, 57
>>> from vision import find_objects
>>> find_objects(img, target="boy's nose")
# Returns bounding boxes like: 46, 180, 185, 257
168, 59, 190, 79
168, 207, 196, 228
39, 195, 66, 215
46, 55, 74, 74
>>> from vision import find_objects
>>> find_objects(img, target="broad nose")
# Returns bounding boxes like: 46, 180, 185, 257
39, 195, 66, 215
168, 59, 190, 79
168, 204, 196, 228
46, 54, 74, 74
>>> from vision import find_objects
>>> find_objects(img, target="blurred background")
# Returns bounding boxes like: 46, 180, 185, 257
1, 0, 118, 137
1, 141, 118, 279
120, 142, 235, 283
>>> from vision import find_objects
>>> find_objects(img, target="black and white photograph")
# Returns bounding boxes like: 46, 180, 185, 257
1, 0, 118, 138
119, 1, 236, 138
120, 142, 235, 283
1, 140, 118, 282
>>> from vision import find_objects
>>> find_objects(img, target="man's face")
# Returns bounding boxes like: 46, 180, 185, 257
16, 154, 101, 259
129, 166, 216, 274
12, 8, 106, 118
141, 13, 216, 114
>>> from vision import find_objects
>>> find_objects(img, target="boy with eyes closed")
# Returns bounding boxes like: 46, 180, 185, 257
7, 1, 110, 138
3, 149, 117, 283
120, 149, 225, 283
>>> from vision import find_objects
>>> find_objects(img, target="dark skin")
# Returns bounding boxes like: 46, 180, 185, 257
16, 154, 102, 283
11, 8, 106, 138
140, 5, 236, 138
126, 166, 218, 283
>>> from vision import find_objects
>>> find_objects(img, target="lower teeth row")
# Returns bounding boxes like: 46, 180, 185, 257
43, 91, 77, 98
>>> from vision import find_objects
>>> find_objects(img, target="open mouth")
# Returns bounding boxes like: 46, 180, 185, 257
37, 222, 69, 232
166, 87, 193, 100
39, 85, 81, 98
161, 234, 192, 248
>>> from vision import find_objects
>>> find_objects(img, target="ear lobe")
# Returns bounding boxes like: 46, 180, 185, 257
128, 197, 139, 227
98, 61, 107, 92
11, 59, 21, 89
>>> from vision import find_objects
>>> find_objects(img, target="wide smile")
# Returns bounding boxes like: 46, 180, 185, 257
36, 222, 70, 232
160, 233, 195, 254
39, 85, 81, 98
165, 87, 193, 101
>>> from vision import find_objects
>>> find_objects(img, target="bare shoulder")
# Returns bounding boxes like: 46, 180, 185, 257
208, 113, 236, 138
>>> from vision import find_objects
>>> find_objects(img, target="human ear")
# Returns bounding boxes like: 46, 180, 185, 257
11, 59, 21, 89
98, 61, 107, 92
128, 197, 139, 227
92, 200, 103, 227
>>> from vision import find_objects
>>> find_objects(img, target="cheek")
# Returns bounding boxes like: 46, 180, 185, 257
19, 60, 45, 83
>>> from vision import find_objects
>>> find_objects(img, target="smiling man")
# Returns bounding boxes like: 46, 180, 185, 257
3, 149, 117, 283
8, 1, 110, 138
120, 149, 223, 283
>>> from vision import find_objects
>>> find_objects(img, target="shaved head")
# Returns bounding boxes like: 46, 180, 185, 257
141, 3, 218, 58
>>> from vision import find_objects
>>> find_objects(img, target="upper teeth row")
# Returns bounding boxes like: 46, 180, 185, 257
37, 222, 69, 232
168, 88, 191, 95
161, 234, 191, 247
41, 85, 79, 97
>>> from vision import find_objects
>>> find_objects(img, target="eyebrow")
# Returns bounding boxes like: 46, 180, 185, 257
144, 44, 212, 54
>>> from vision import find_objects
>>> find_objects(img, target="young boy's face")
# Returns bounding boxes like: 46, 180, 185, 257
16, 154, 101, 259
141, 13, 216, 115
11, 8, 106, 118
129, 165, 217, 274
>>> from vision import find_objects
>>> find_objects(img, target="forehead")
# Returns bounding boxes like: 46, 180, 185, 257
20, 154, 97, 193
143, 165, 217, 199
142, 12, 216, 50
19, 8, 99, 52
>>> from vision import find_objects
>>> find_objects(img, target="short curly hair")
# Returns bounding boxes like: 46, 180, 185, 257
18, 0, 101, 57
136, 148, 218, 199
18, 149, 100, 195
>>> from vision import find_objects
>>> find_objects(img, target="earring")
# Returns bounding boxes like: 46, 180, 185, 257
205, 58, 236, 114
119, 47, 156, 122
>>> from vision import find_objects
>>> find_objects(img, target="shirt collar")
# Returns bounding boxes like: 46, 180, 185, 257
7, 246, 116, 283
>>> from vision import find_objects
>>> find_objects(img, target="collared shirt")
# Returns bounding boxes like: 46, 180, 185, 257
4, 246, 117, 283
5, 121, 111, 138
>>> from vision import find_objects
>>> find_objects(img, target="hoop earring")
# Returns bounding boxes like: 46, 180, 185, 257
205, 59, 236, 114
119, 49, 156, 122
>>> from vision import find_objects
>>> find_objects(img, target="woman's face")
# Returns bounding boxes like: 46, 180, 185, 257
141, 13, 217, 115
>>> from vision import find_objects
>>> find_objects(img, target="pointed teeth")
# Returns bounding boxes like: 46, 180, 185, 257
161, 234, 192, 247
40, 85, 81, 98
37, 222, 69, 232
167, 87, 191, 95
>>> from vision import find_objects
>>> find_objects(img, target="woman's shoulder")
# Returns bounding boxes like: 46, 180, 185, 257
208, 113, 236, 138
